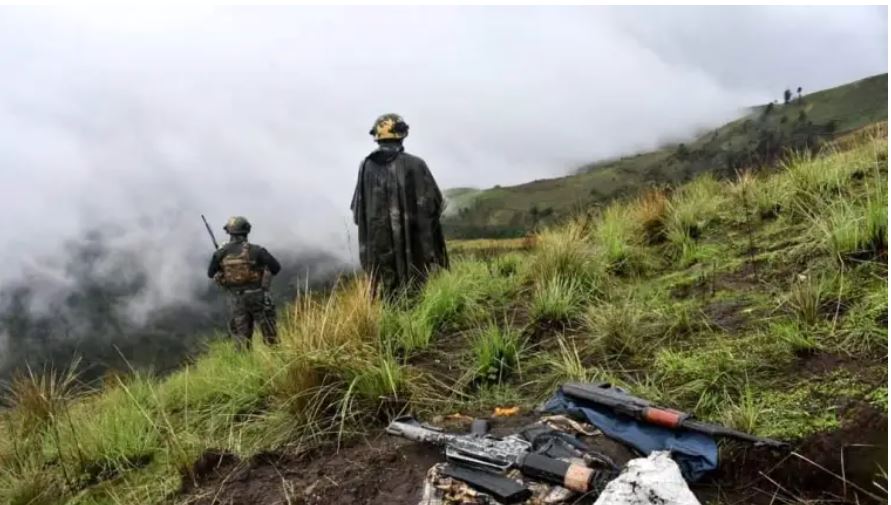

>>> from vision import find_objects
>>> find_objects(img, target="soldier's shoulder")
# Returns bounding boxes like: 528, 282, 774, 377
399, 151, 428, 166
248, 243, 272, 255
216, 243, 236, 255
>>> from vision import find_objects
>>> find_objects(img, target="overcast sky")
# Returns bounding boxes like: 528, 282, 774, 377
0, 5, 886, 322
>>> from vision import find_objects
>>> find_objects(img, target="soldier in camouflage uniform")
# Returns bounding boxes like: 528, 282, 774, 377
351, 114, 449, 295
207, 216, 282, 349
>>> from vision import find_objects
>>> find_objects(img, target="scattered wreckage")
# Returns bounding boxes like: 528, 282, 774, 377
387, 382, 787, 505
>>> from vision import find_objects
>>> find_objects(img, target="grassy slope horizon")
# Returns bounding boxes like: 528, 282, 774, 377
443, 72, 888, 238
0, 120, 886, 505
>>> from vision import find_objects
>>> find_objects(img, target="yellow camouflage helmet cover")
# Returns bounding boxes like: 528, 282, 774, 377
223, 216, 251, 235
369, 113, 409, 141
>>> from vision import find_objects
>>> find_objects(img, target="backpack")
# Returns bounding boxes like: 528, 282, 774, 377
220, 243, 263, 287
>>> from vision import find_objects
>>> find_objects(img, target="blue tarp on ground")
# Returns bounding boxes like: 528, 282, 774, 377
541, 390, 718, 482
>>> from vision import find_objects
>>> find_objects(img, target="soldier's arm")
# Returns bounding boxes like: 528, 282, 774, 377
257, 247, 282, 276
207, 249, 224, 278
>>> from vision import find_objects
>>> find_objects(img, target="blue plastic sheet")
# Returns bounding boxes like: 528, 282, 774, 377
541, 390, 718, 481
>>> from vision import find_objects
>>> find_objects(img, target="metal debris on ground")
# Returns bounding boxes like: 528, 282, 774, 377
418, 464, 576, 505
401, 381, 786, 504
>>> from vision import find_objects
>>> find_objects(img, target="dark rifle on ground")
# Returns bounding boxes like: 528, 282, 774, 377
561, 382, 788, 449
201, 214, 219, 250
386, 416, 605, 498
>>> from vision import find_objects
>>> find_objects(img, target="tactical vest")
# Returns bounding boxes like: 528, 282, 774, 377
220, 243, 263, 288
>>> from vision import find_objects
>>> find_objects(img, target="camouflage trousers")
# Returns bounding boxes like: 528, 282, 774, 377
227, 289, 278, 349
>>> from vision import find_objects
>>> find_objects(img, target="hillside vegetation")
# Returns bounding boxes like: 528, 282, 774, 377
0, 124, 887, 504
444, 73, 888, 238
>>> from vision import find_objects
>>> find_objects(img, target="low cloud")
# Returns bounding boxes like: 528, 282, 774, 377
0, 6, 885, 376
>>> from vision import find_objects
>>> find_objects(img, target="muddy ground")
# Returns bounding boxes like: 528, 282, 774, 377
180, 405, 887, 505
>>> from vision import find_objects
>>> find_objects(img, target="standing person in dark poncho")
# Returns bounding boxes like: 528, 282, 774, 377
351, 113, 449, 295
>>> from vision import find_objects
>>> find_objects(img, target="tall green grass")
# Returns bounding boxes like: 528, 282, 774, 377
527, 219, 605, 289
811, 182, 887, 262
471, 322, 525, 384
537, 336, 592, 392
664, 175, 727, 263
0, 277, 424, 505
1, 124, 887, 505
584, 294, 663, 359
591, 203, 647, 274
529, 275, 586, 324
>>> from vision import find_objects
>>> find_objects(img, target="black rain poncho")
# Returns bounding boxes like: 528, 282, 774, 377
351, 143, 449, 293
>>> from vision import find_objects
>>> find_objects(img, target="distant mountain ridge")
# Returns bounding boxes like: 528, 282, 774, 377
443, 73, 888, 239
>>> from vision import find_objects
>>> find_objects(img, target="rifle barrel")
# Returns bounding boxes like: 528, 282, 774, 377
681, 419, 787, 448
201, 214, 220, 250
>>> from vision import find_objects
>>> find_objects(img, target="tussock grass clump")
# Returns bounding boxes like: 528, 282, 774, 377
730, 170, 790, 220
530, 275, 586, 324
383, 259, 521, 356
489, 252, 526, 278
584, 294, 665, 359
57, 375, 160, 480
591, 204, 647, 274
664, 175, 726, 260
784, 140, 883, 202
537, 336, 592, 392
0, 457, 65, 505
381, 310, 433, 356
786, 273, 839, 327
837, 277, 888, 354
414, 261, 488, 333
811, 182, 887, 262
159, 341, 269, 415
654, 344, 753, 416
471, 322, 525, 384
629, 188, 669, 243
284, 276, 382, 352
784, 150, 848, 200
338, 351, 420, 422
720, 382, 766, 434
770, 320, 821, 355
3, 360, 81, 432
527, 219, 605, 289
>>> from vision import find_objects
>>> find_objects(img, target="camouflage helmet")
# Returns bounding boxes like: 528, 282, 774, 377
223, 216, 251, 235
369, 113, 409, 141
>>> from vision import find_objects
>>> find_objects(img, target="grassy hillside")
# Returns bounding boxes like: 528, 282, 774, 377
444, 73, 888, 238
0, 123, 886, 504
442, 187, 483, 217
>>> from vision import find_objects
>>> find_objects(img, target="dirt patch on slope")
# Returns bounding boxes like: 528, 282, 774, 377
181, 436, 441, 505
713, 402, 888, 504
180, 415, 545, 505
702, 298, 755, 333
